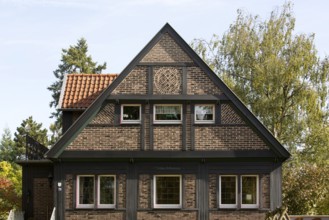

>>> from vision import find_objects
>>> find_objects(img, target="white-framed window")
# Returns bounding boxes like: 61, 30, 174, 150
121, 104, 141, 124
219, 175, 238, 208
97, 175, 116, 208
241, 175, 259, 209
76, 175, 95, 208
76, 175, 116, 209
153, 175, 182, 209
154, 104, 182, 124
195, 104, 215, 123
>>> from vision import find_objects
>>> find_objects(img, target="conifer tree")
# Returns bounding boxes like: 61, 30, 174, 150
47, 38, 107, 141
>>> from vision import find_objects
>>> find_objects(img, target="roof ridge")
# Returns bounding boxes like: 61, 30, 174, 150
68, 73, 119, 76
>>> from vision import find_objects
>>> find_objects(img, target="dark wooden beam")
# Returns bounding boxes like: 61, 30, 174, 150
59, 150, 276, 159
107, 94, 228, 101
138, 62, 195, 66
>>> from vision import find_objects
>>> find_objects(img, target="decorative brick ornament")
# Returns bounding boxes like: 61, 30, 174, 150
154, 67, 181, 94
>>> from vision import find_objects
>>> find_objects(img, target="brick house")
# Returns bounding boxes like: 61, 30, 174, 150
19, 23, 290, 220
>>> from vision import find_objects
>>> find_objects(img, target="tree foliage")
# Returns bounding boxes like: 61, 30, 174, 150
191, 2, 329, 214
47, 38, 107, 140
0, 128, 15, 162
13, 116, 49, 160
0, 161, 22, 220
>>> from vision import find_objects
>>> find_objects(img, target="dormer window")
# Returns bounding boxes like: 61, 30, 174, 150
121, 104, 141, 124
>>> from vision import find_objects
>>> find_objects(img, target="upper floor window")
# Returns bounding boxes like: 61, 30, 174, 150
195, 104, 214, 123
121, 104, 141, 124
153, 175, 182, 209
154, 104, 182, 124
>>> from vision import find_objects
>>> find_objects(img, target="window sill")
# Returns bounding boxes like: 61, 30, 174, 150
153, 121, 182, 125
120, 121, 141, 124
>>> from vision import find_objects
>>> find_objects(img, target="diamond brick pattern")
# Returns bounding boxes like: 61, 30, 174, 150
141, 33, 193, 63
221, 104, 246, 124
61, 74, 118, 109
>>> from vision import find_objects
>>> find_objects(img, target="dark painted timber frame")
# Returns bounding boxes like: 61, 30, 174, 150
45, 23, 290, 160
46, 160, 282, 220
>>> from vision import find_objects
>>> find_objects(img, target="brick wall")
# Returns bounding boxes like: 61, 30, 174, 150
141, 33, 192, 63
65, 174, 73, 209
221, 103, 245, 124
137, 211, 198, 220
187, 67, 222, 95
67, 126, 141, 151
194, 126, 268, 150
144, 105, 150, 150
65, 210, 125, 220
118, 174, 126, 208
184, 174, 196, 209
138, 174, 151, 209
209, 210, 267, 220
90, 103, 115, 125
186, 105, 192, 150
261, 174, 270, 209
112, 66, 148, 94
209, 174, 217, 209
33, 178, 53, 220
153, 125, 182, 150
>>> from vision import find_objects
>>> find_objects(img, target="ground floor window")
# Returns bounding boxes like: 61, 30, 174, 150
219, 175, 259, 209
77, 175, 94, 208
241, 175, 259, 208
98, 175, 116, 208
76, 175, 116, 209
219, 175, 237, 208
153, 175, 182, 208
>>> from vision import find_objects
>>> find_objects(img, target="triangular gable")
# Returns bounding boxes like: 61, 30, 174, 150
46, 23, 290, 160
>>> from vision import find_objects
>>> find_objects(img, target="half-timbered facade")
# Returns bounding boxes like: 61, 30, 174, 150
19, 23, 290, 220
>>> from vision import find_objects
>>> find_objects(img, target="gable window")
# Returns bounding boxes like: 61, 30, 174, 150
153, 175, 182, 208
195, 104, 215, 123
97, 175, 116, 208
241, 175, 259, 208
219, 175, 237, 208
121, 104, 141, 124
76, 175, 116, 209
154, 104, 182, 124
77, 175, 95, 208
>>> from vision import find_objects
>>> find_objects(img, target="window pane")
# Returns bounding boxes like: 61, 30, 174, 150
123, 106, 140, 120
155, 106, 181, 121
195, 105, 213, 121
99, 176, 115, 205
242, 176, 257, 204
221, 176, 236, 204
156, 176, 180, 205
79, 176, 94, 204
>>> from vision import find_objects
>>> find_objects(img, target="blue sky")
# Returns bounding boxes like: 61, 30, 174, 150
1, 0, 329, 136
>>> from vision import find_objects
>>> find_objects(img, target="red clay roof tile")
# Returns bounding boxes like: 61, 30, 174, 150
60, 73, 118, 109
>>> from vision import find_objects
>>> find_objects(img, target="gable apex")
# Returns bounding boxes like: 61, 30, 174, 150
46, 23, 290, 160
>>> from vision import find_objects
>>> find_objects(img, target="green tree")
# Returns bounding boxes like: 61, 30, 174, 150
191, 3, 329, 214
0, 128, 15, 162
13, 116, 49, 160
0, 161, 22, 220
47, 38, 107, 140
